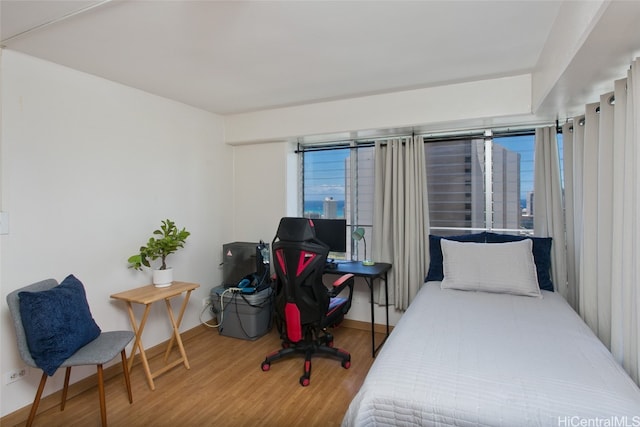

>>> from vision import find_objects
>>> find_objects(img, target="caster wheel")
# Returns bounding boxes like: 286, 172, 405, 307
299, 375, 310, 387
261, 361, 270, 371
342, 358, 351, 369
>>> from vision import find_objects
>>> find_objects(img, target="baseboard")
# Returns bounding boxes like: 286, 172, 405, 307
340, 318, 393, 334
0, 326, 208, 427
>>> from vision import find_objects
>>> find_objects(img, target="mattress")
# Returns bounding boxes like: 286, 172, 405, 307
342, 282, 640, 426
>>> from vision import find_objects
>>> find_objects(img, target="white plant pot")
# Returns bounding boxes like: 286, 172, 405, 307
153, 268, 173, 287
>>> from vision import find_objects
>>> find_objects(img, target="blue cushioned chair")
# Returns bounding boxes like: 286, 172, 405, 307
6, 278, 134, 427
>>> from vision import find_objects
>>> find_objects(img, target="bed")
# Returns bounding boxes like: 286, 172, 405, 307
342, 237, 640, 426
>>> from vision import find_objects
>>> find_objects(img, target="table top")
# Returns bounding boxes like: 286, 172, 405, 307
110, 281, 200, 305
327, 261, 392, 277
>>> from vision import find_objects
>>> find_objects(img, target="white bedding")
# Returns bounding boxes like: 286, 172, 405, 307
342, 282, 640, 426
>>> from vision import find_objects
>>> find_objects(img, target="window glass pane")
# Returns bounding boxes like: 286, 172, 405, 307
302, 148, 349, 219
353, 146, 375, 227
425, 133, 537, 235
302, 146, 375, 260
302, 147, 352, 259
425, 139, 484, 234
557, 132, 564, 190
493, 135, 534, 233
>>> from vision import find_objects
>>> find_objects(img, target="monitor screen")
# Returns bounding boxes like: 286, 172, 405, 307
312, 218, 347, 253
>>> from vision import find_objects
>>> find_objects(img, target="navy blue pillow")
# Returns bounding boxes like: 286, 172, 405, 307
485, 232, 554, 292
425, 232, 487, 282
19, 275, 101, 376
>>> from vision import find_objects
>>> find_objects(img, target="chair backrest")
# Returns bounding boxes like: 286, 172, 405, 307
6, 278, 60, 368
272, 217, 330, 342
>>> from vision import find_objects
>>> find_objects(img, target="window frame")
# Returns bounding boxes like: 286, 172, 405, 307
298, 127, 561, 248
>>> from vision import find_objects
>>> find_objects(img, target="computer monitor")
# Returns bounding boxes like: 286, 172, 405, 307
312, 218, 347, 253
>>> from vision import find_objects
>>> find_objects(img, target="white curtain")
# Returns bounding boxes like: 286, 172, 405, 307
561, 121, 579, 309
533, 127, 568, 299
372, 136, 429, 310
564, 58, 640, 384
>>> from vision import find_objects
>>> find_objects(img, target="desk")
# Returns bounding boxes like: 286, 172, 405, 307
326, 262, 392, 357
110, 281, 199, 390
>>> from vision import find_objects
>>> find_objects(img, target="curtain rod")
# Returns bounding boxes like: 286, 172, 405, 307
297, 122, 556, 153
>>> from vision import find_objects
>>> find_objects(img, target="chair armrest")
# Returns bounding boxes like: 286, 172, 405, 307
330, 273, 354, 297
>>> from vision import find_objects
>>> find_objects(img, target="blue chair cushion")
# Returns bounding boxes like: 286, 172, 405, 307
18, 275, 101, 376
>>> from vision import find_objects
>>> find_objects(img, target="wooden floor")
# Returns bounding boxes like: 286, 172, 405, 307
7, 324, 382, 427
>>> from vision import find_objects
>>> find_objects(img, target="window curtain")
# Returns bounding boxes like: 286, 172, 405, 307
563, 58, 640, 384
561, 121, 580, 310
372, 136, 429, 310
533, 127, 568, 300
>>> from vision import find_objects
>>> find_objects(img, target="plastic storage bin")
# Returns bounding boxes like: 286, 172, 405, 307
210, 286, 273, 340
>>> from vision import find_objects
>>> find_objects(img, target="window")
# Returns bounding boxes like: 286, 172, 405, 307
301, 144, 374, 259
300, 129, 559, 251
302, 147, 350, 220
425, 133, 536, 236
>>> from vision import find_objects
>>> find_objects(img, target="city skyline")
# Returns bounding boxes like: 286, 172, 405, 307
303, 135, 549, 204
303, 134, 563, 237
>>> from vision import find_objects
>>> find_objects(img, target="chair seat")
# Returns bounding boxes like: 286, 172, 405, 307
61, 331, 133, 367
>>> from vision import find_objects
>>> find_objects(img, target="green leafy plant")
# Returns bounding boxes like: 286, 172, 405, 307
127, 219, 190, 271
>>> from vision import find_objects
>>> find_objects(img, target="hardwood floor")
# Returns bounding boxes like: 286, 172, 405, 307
4, 323, 382, 427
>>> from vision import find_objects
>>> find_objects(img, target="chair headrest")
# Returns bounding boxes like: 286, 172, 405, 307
276, 217, 316, 242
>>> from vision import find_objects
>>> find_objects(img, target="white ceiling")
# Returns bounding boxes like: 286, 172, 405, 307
1, 0, 639, 120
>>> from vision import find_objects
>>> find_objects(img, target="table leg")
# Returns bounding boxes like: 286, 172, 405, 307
370, 273, 390, 358
368, 277, 376, 357
162, 292, 191, 369
125, 302, 155, 390
163, 290, 192, 363
384, 272, 390, 336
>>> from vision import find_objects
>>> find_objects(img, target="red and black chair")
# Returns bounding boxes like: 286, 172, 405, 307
261, 217, 354, 386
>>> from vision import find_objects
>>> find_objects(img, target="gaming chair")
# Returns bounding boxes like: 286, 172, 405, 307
261, 217, 354, 386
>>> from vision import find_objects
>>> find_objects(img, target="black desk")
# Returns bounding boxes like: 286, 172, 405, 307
326, 261, 392, 357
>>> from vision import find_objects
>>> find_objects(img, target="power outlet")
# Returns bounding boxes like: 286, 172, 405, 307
202, 297, 211, 307
4, 367, 28, 384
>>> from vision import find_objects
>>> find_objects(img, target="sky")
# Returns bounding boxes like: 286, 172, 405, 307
303, 148, 350, 201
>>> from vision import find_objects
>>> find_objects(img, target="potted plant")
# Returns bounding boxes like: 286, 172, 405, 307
127, 219, 190, 287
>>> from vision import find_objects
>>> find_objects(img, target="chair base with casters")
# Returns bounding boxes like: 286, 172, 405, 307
6, 278, 134, 427
262, 325, 351, 386
261, 276, 355, 387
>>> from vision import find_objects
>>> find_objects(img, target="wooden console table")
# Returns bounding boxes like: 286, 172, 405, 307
110, 281, 199, 390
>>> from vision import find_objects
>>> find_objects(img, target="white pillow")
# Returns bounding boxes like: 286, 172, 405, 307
440, 239, 542, 298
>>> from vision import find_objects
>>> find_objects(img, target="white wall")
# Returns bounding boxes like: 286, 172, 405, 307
0, 50, 233, 416
224, 74, 533, 145
231, 141, 291, 243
